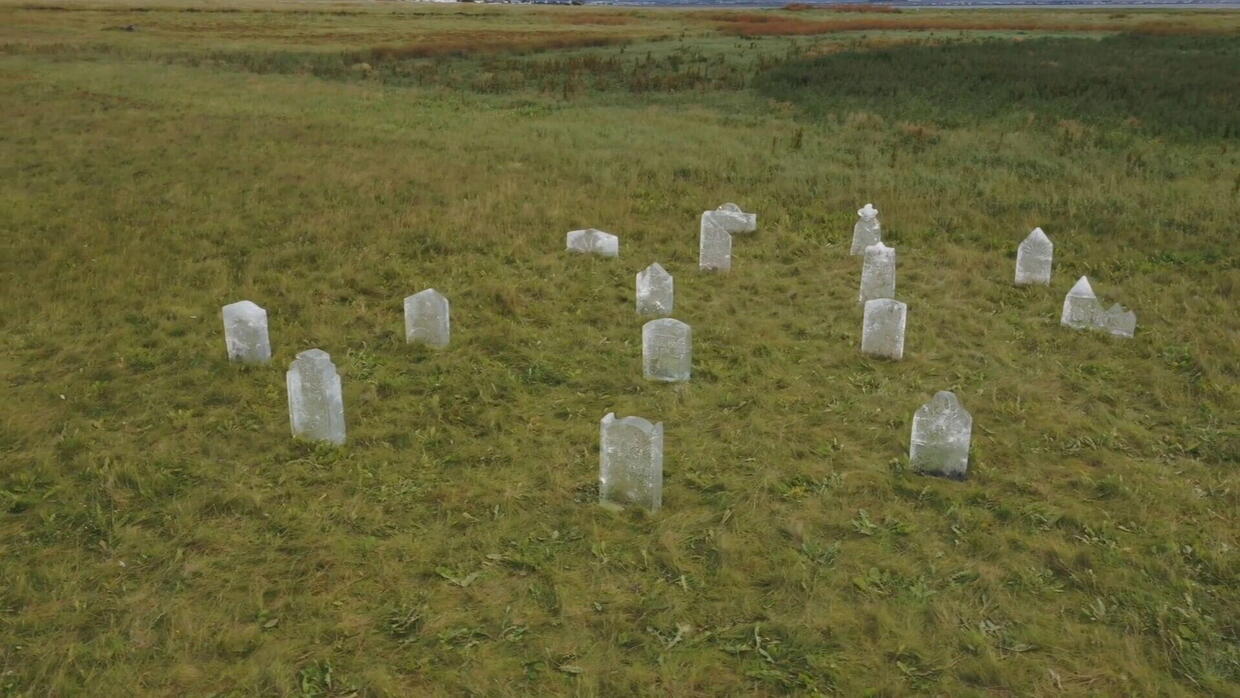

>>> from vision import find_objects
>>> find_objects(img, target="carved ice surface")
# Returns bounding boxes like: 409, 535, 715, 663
566, 228, 619, 258
910, 391, 972, 479
600, 412, 663, 513
221, 300, 271, 364
643, 318, 692, 382
861, 298, 906, 360
1102, 303, 1137, 338
859, 242, 896, 304
699, 212, 732, 272
1060, 276, 1136, 338
714, 202, 757, 234
850, 203, 881, 255
636, 263, 674, 317
404, 288, 450, 348
287, 349, 345, 445
1015, 227, 1053, 286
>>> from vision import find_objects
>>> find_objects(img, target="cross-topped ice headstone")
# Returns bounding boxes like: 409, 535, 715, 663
636, 263, 674, 317
699, 212, 732, 272
643, 318, 692, 382
714, 202, 757, 234
404, 288, 450, 348
1015, 227, 1053, 286
910, 391, 972, 479
850, 203, 881, 255
861, 298, 906, 360
221, 300, 271, 364
859, 242, 896, 304
599, 412, 663, 513
566, 228, 619, 258
287, 349, 345, 445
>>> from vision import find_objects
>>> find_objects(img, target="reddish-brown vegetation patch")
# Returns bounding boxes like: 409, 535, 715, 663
784, 3, 903, 12
711, 14, 1237, 37
554, 13, 638, 26
367, 31, 627, 60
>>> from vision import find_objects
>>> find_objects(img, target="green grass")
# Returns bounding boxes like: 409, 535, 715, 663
1, 2, 1238, 695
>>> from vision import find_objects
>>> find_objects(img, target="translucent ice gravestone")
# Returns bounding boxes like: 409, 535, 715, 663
850, 203, 881, 255
714, 202, 757, 234
643, 318, 692, 382
859, 242, 896, 304
404, 288, 450, 348
861, 298, 906, 360
699, 212, 732, 272
1060, 276, 1136, 338
1015, 227, 1053, 286
221, 300, 271, 364
599, 413, 663, 513
636, 263, 674, 317
910, 391, 972, 479
566, 228, 619, 258
287, 349, 345, 445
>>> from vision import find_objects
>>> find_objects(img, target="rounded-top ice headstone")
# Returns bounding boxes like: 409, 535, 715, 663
909, 391, 972, 479
404, 288, 450, 348
1061, 276, 1100, 329
566, 228, 619, 258
599, 412, 664, 513
715, 202, 757, 234
287, 348, 346, 445
851, 203, 882, 255
636, 262, 674, 317
1015, 227, 1054, 286
642, 318, 692, 383
221, 300, 271, 364
859, 242, 896, 304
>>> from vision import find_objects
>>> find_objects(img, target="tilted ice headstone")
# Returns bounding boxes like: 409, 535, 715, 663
910, 391, 972, 479
850, 203, 881, 255
643, 318, 692, 383
861, 298, 907, 360
699, 212, 732, 272
1060, 276, 1101, 330
1101, 303, 1137, 338
636, 263, 674, 317
566, 228, 619, 258
1015, 227, 1053, 286
599, 412, 663, 513
714, 202, 757, 234
287, 349, 346, 445
859, 242, 896, 304
404, 288, 450, 348
221, 300, 271, 364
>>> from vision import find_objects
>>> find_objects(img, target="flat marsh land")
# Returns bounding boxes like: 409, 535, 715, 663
1, 1, 1238, 694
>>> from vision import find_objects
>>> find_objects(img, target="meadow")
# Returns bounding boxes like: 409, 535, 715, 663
1, 1, 1238, 695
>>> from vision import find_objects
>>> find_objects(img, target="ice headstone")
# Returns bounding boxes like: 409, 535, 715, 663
643, 318, 692, 383
636, 263, 674, 317
861, 298, 907, 360
909, 391, 972, 479
566, 228, 619, 258
859, 242, 896, 304
287, 349, 345, 445
714, 202, 757, 234
404, 288, 450, 348
599, 412, 663, 513
850, 203, 881, 255
699, 212, 732, 272
1101, 303, 1137, 338
221, 300, 271, 364
1015, 227, 1053, 286
1060, 276, 1136, 338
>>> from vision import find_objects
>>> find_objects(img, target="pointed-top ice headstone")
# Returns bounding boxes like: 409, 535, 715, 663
566, 228, 619, 258
221, 300, 271, 364
859, 242, 896, 304
861, 298, 906, 360
404, 288, 450, 348
910, 391, 972, 479
699, 212, 732, 272
851, 203, 881, 255
1061, 276, 1100, 330
287, 349, 345, 445
600, 412, 663, 513
642, 318, 691, 382
714, 202, 757, 234
636, 263, 674, 317
1015, 227, 1053, 286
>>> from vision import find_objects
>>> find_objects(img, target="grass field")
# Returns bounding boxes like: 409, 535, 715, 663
1, 1, 1238, 695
